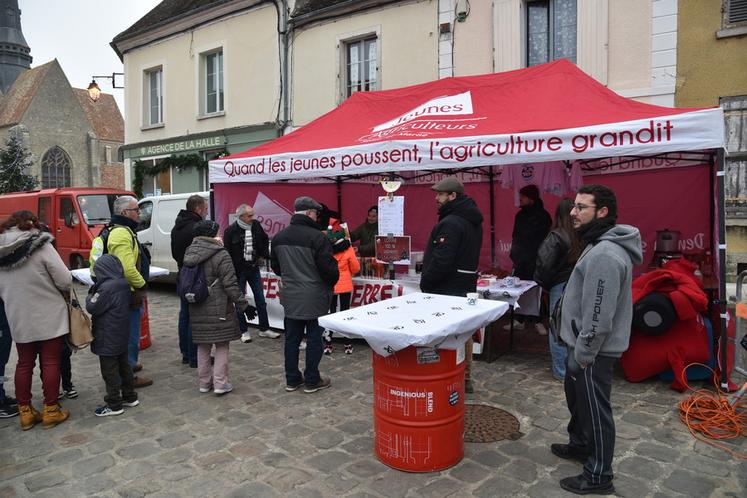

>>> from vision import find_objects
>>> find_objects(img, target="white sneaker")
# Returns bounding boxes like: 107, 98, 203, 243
199, 386, 212, 393
299, 339, 307, 350
258, 330, 281, 339
535, 323, 548, 336
502, 320, 525, 331
241, 331, 252, 343
214, 384, 234, 395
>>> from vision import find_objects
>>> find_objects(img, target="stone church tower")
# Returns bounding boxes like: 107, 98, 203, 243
0, 0, 32, 94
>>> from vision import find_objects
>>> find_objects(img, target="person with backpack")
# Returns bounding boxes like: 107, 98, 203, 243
170, 194, 208, 367
182, 220, 256, 395
86, 254, 139, 417
92, 196, 152, 388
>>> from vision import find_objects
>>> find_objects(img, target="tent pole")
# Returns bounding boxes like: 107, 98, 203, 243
488, 168, 496, 268
716, 148, 729, 389
336, 178, 343, 220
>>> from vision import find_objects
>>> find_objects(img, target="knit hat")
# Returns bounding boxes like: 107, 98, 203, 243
194, 220, 220, 237
294, 196, 322, 212
519, 184, 540, 202
431, 176, 464, 194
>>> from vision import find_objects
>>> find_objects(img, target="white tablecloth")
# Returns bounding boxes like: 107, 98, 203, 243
477, 279, 541, 315
318, 292, 509, 356
71, 266, 170, 286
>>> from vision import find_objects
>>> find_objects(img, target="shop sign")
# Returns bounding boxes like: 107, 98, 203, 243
137, 136, 223, 157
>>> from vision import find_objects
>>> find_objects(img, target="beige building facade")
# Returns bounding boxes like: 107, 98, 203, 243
112, 0, 282, 196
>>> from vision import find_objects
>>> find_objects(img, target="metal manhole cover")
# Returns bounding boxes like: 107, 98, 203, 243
464, 403, 523, 443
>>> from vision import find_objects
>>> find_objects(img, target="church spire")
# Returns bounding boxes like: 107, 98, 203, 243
0, 0, 32, 93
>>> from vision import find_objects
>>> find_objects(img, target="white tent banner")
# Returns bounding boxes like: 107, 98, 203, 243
210, 108, 724, 183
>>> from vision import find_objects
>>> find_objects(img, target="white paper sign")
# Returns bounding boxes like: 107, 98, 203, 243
378, 195, 404, 236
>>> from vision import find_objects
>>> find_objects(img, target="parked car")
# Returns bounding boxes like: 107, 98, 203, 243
0, 187, 135, 269
137, 191, 210, 278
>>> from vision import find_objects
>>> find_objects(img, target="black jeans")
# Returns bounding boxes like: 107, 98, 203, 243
60, 341, 73, 391
564, 350, 616, 484
284, 318, 323, 385
99, 353, 137, 410
327, 293, 352, 345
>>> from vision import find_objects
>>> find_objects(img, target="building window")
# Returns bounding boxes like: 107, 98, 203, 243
344, 37, 378, 98
526, 0, 577, 67
726, 0, 747, 24
144, 67, 163, 126
41, 146, 71, 188
202, 50, 224, 115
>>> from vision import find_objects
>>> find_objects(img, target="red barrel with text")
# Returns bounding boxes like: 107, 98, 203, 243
372, 346, 465, 472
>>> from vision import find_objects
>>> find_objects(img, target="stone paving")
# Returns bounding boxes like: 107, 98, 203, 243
0, 283, 744, 497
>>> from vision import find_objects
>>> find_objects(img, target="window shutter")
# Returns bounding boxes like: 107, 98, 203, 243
728, 0, 747, 23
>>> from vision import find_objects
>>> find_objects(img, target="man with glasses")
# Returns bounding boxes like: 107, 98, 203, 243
104, 196, 153, 388
171, 194, 209, 367
224, 204, 277, 342
551, 184, 642, 495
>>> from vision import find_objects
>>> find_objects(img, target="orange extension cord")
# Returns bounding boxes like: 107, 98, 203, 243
677, 363, 747, 459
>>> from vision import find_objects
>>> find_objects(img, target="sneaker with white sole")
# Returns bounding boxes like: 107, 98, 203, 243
285, 380, 304, 392
58, 387, 78, 399
304, 377, 331, 394
122, 399, 139, 407
240, 331, 252, 343
345, 344, 353, 354
94, 405, 124, 417
323, 344, 332, 355
258, 330, 281, 339
214, 384, 234, 395
199, 386, 212, 393
299, 339, 307, 350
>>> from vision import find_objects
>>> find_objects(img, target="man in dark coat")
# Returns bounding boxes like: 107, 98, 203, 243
509, 184, 552, 334
224, 203, 277, 342
420, 176, 483, 393
86, 254, 138, 417
271, 196, 339, 394
170, 194, 208, 367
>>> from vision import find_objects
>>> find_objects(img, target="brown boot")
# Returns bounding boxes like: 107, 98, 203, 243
133, 376, 153, 388
18, 404, 42, 431
42, 403, 70, 429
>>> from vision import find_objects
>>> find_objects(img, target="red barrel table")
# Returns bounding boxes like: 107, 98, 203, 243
372, 346, 465, 472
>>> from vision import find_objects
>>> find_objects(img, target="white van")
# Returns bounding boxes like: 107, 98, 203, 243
137, 192, 210, 277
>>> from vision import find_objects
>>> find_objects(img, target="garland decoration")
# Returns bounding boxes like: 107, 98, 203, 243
132, 153, 209, 198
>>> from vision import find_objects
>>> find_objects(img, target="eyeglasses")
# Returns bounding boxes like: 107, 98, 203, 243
123, 207, 140, 213
572, 203, 596, 212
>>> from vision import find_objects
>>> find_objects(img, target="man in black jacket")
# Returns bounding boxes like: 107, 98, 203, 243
271, 196, 339, 394
509, 184, 552, 334
170, 194, 208, 367
420, 177, 483, 393
224, 204, 277, 342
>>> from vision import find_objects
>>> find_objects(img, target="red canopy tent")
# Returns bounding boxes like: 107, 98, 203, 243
208, 59, 727, 380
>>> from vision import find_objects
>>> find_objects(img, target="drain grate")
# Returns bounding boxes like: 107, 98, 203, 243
464, 403, 523, 443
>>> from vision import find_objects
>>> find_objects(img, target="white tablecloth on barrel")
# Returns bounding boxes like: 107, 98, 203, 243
318, 292, 509, 356
71, 266, 170, 286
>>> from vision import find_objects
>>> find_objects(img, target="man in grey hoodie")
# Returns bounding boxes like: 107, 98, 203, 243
551, 184, 642, 496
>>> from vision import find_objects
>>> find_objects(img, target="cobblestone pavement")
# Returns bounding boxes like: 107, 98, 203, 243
1, 284, 744, 497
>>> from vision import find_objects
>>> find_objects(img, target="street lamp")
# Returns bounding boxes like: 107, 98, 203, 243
87, 72, 124, 102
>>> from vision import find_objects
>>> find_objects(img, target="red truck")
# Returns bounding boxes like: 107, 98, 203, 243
0, 187, 135, 269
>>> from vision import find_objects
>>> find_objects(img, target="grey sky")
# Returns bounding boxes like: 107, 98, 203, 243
18, 0, 162, 116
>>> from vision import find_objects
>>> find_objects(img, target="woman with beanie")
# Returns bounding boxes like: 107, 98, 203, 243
183, 220, 256, 395
534, 198, 582, 380
0, 211, 71, 429
324, 227, 360, 354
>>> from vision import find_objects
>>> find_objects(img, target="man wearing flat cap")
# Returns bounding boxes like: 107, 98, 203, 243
421, 176, 483, 393
508, 184, 552, 334
271, 196, 339, 393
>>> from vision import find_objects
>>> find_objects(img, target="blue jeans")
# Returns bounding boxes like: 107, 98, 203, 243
236, 266, 270, 332
549, 282, 568, 380
178, 295, 196, 362
128, 305, 143, 369
284, 318, 323, 385
0, 300, 11, 404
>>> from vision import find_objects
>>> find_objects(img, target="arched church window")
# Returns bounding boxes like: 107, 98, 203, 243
41, 146, 72, 188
